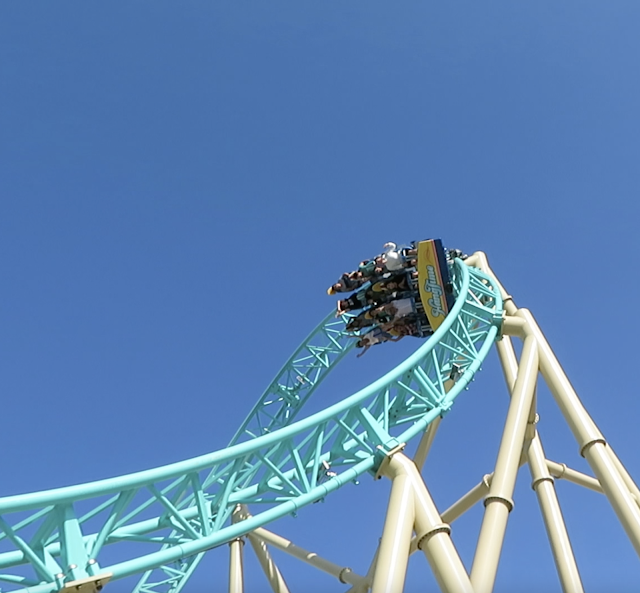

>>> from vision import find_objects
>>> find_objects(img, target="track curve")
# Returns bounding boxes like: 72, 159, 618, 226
0, 260, 502, 593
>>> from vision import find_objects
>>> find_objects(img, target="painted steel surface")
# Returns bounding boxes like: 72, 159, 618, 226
0, 260, 502, 593
416, 239, 453, 331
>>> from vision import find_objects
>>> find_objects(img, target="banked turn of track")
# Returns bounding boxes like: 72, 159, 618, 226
0, 259, 503, 593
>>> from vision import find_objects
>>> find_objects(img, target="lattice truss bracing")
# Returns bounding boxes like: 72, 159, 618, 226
0, 261, 502, 593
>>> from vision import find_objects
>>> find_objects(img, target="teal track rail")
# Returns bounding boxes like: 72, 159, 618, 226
0, 261, 502, 593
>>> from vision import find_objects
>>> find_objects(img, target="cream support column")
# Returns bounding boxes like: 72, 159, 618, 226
546, 460, 604, 493
496, 335, 584, 593
413, 416, 442, 471
345, 544, 379, 593
470, 253, 640, 545
251, 526, 365, 588
228, 538, 244, 593
409, 474, 493, 557
379, 453, 474, 593
234, 504, 365, 588
469, 251, 640, 561
518, 309, 640, 557
229, 506, 245, 593
370, 463, 415, 593
528, 438, 586, 593
470, 333, 539, 593
605, 445, 640, 510
246, 533, 291, 593
547, 459, 639, 503
440, 474, 492, 525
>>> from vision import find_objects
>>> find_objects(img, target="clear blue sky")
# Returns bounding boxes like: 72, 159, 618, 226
1, 2, 640, 592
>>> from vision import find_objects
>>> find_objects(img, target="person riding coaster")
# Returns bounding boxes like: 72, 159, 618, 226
354, 326, 403, 358
335, 271, 415, 316
330, 238, 462, 354
327, 242, 418, 295
352, 311, 433, 357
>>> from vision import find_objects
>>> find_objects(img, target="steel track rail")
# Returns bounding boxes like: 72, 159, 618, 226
0, 261, 502, 593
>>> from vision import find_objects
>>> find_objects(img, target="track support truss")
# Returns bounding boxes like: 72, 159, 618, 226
229, 253, 640, 593
4, 252, 640, 593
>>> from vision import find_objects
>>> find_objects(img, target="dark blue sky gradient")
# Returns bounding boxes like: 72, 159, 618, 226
2, 2, 640, 591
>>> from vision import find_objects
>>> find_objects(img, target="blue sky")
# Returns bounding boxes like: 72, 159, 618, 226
1, 2, 640, 592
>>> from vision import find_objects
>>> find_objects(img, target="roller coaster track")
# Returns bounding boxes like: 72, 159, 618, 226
0, 260, 502, 593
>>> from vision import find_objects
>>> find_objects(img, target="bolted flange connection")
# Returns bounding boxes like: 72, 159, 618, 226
484, 495, 514, 513
580, 437, 607, 458
415, 523, 452, 551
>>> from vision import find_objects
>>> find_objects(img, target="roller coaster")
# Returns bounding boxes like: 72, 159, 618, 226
1, 251, 639, 593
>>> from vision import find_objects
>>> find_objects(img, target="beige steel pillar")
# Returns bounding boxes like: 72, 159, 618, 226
346, 544, 379, 593
413, 416, 442, 471
470, 251, 640, 566
233, 504, 366, 590
380, 453, 474, 593
370, 465, 415, 593
440, 474, 492, 525
606, 445, 640, 510
251, 526, 365, 588
528, 436, 586, 593
518, 309, 640, 558
496, 336, 584, 593
438, 458, 526, 527
228, 537, 245, 593
470, 334, 538, 593
546, 460, 604, 493
246, 533, 291, 593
